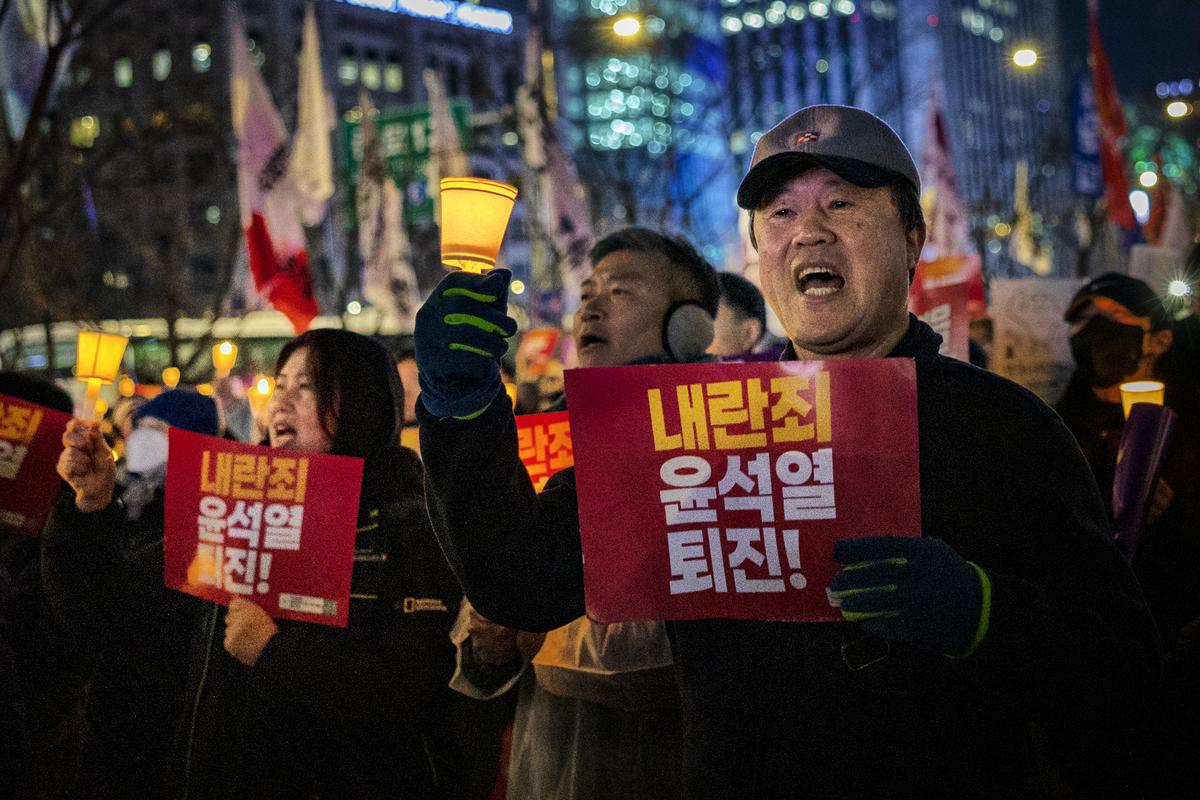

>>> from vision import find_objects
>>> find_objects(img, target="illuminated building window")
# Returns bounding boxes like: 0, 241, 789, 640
69, 115, 100, 148
153, 48, 171, 81
192, 42, 212, 73
114, 56, 133, 88
362, 61, 381, 90
384, 61, 403, 92
339, 47, 359, 85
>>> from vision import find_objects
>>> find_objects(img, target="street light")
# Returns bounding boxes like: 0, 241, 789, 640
1012, 48, 1038, 69
1166, 101, 1191, 119
1139, 171, 1159, 188
613, 16, 641, 37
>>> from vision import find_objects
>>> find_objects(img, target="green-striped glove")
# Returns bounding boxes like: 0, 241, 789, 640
415, 268, 517, 419
830, 536, 992, 658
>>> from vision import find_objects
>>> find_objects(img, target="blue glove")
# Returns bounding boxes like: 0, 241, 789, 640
830, 536, 992, 658
415, 268, 518, 419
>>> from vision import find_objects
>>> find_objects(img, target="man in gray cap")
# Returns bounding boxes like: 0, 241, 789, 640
412, 105, 1159, 798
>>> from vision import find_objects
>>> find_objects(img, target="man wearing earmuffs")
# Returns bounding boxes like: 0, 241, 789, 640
431, 227, 718, 799
415, 106, 1158, 799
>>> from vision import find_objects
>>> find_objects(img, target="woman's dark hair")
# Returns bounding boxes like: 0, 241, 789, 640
275, 329, 403, 461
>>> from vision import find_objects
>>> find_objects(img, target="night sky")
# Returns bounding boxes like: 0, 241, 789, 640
1059, 0, 1200, 101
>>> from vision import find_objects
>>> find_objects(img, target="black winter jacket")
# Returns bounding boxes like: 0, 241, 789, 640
43, 446, 461, 799
419, 316, 1160, 800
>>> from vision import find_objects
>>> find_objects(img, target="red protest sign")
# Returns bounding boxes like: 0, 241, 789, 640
564, 360, 921, 623
910, 279, 971, 362
163, 430, 363, 627
515, 411, 573, 491
0, 393, 73, 536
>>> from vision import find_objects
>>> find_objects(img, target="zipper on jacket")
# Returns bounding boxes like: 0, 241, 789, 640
181, 603, 219, 799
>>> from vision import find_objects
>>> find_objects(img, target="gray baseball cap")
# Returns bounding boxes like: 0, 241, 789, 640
736, 104, 920, 209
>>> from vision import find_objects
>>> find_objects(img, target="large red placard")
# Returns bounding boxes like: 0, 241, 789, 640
163, 430, 363, 627
564, 360, 921, 623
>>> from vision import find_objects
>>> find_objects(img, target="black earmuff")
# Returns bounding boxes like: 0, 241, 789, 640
662, 301, 715, 363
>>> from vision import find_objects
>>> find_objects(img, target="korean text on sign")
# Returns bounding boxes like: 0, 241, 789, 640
515, 411, 573, 492
0, 400, 43, 480
661, 448, 834, 595
648, 373, 831, 451
0, 393, 72, 536
190, 452, 309, 596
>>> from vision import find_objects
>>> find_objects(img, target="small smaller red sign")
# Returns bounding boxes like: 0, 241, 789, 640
163, 430, 363, 627
0, 393, 73, 536
515, 411, 573, 492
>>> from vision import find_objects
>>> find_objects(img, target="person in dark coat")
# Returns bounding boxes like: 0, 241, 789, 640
413, 105, 1160, 799
1054, 273, 1200, 798
450, 228, 713, 800
0, 371, 87, 799
1055, 273, 1200, 647
45, 331, 461, 799
41, 390, 219, 799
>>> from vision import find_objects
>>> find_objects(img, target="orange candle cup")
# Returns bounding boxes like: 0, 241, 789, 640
439, 177, 519, 273
1119, 381, 1164, 419
75, 331, 129, 421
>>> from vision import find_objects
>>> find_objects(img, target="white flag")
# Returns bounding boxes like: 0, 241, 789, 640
517, 21, 594, 316
918, 92, 970, 261
1009, 160, 1052, 275
290, 3, 334, 226
423, 68, 469, 216
230, 5, 317, 332
357, 90, 420, 329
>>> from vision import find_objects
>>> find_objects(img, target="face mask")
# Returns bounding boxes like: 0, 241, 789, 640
1069, 315, 1145, 388
124, 427, 169, 475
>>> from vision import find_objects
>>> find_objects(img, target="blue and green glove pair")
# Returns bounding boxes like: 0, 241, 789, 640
414, 268, 518, 419
830, 536, 992, 658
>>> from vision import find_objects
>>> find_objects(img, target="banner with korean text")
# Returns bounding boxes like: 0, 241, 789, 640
515, 411, 573, 492
0, 394, 72, 536
910, 278, 970, 362
564, 360, 920, 623
163, 430, 363, 627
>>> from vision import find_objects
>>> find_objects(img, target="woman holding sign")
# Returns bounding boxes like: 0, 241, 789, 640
45, 330, 462, 799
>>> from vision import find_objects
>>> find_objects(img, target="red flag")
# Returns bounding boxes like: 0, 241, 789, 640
1087, 0, 1137, 233
230, 8, 318, 333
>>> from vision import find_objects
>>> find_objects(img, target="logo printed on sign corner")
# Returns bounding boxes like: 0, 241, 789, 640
403, 597, 450, 614
794, 131, 820, 145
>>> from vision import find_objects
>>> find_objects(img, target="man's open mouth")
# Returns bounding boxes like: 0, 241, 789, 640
796, 266, 846, 297
579, 334, 607, 348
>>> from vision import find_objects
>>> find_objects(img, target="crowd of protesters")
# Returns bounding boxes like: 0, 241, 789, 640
1, 103, 1198, 799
